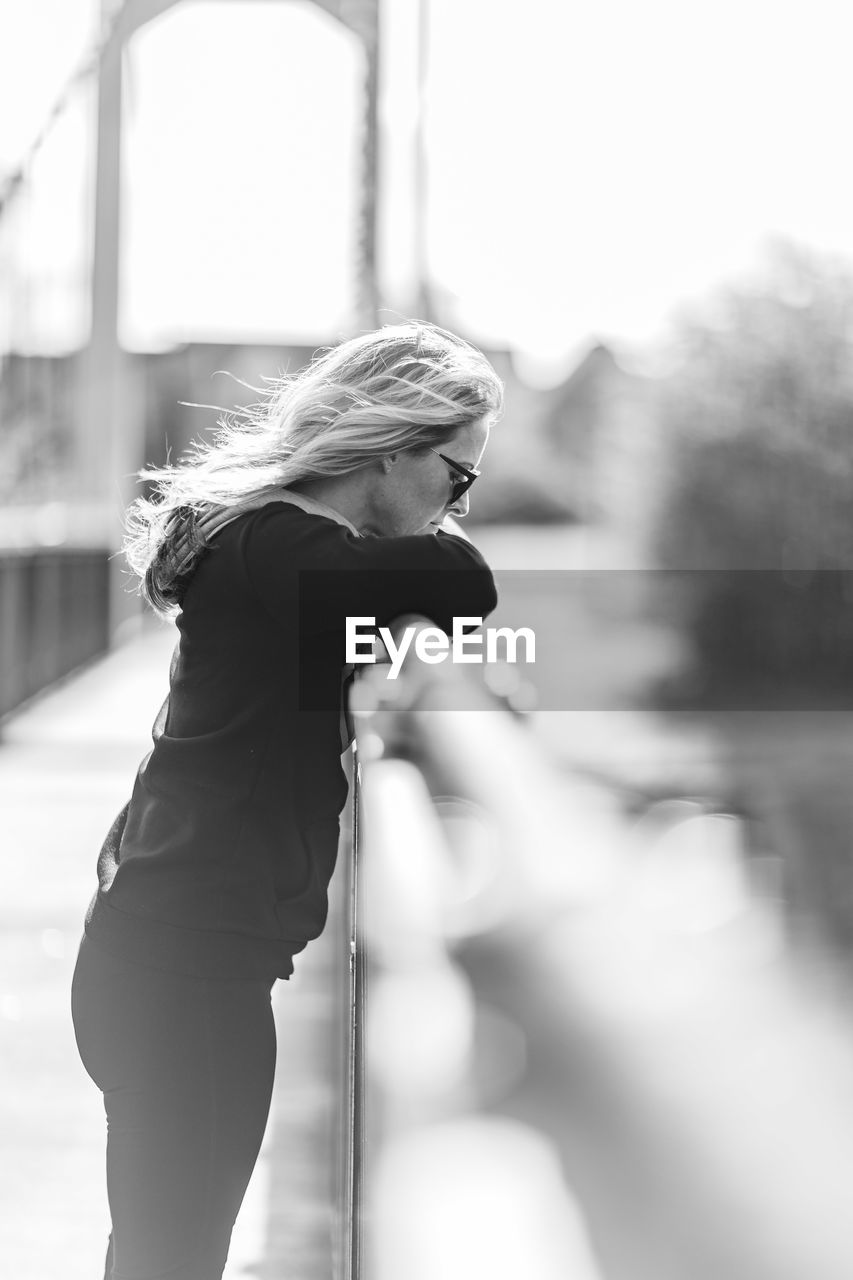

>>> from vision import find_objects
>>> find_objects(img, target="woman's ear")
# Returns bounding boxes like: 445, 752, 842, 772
382, 454, 398, 473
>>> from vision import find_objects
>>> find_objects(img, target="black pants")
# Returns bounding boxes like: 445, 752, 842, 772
71, 935, 277, 1280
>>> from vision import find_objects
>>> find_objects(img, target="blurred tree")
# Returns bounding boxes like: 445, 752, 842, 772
649, 240, 853, 696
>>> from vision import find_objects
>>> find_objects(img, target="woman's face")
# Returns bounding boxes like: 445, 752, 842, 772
366, 416, 491, 538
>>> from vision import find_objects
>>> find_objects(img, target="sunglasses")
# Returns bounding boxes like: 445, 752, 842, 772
429, 449, 481, 506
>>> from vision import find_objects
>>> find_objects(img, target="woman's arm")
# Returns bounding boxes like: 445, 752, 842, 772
241, 505, 497, 635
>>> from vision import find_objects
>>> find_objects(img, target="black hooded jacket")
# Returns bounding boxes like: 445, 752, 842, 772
84, 495, 497, 979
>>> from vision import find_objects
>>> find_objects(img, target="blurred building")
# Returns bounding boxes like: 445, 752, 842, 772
539, 342, 657, 540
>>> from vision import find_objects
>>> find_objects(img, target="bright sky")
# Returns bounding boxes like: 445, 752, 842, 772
2, 0, 853, 373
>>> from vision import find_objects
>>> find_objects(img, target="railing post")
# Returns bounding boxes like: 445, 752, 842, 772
337, 740, 366, 1280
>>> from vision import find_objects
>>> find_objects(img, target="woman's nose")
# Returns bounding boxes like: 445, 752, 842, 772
448, 491, 470, 518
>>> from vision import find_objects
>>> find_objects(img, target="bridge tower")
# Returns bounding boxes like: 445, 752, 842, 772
87, 0, 381, 631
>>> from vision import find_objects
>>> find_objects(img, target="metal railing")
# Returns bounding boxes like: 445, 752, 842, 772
0, 546, 110, 720
343, 616, 853, 1280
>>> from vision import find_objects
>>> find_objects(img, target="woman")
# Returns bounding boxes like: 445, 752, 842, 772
71, 321, 502, 1280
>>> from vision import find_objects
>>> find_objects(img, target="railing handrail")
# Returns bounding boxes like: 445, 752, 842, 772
344, 615, 853, 1280
0, 546, 110, 720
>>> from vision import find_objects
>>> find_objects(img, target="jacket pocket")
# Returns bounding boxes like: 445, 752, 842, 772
273, 818, 341, 941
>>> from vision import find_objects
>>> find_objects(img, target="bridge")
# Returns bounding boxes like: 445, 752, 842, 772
4, 5, 853, 1276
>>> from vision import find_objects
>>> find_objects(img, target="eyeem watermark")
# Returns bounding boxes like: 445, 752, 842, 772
346, 616, 535, 680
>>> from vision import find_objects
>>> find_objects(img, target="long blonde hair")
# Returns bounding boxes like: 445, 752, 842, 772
125, 322, 503, 616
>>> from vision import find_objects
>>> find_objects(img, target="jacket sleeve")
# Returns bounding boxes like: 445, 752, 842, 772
239, 505, 498, 635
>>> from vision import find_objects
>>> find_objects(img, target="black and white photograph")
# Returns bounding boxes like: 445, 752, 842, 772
3, 2, 853, 1277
